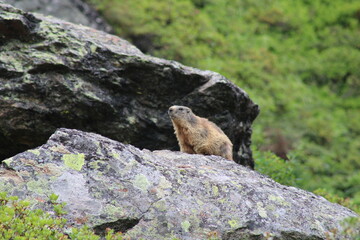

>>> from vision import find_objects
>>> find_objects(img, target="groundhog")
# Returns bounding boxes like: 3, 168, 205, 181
168, 105, 233, 160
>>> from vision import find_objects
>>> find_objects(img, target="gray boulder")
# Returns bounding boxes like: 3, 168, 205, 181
1, 0, 112, 32
0, 128, 358, 240
0, 4, 259, 168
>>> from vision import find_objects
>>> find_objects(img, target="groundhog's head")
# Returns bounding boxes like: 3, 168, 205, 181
168, 105, 197, 126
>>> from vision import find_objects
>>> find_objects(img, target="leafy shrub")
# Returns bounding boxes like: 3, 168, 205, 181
254, 149, 297, 186
0, 192, 123, 240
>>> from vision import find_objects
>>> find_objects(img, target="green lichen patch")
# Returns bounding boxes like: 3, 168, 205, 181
156, 176, 173, 198
228, 219, 240, 229
158, 176, 172, 189
127, 116, 137, 124
89, 161, 101, 170
28, 149, 41, 156
196, 199, 204, 206
265, 204, 276, 212
103, 204, 125, 219
26, 178, 51, 196
269, 195, 290, 206
181, 220, 191, 232
150, 117, 158, 124
89, 44, 98, 53
123, 159, 140, 173
28, 51, 65, 65
111, 151, 121, 160
0, 54, 24, 72
132, 174, 150, 192
257, 202, 268, 218
83, 90, 102, 102
153, 199, 167, 212
94, 142, 102, 156
212, 185, 219, 197
62, 153, 85, 171
2, 158, 13, 168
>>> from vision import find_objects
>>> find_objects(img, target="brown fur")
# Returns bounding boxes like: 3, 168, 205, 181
168, 105, 233, 160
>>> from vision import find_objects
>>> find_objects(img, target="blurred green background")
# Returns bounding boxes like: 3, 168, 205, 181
87, 0, 360, 211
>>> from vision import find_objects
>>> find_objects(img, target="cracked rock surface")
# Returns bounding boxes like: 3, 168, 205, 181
0, 128, 358, 239
0, 4, 259, 167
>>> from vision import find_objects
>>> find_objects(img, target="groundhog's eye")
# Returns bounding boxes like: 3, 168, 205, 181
186, 110, 190, 113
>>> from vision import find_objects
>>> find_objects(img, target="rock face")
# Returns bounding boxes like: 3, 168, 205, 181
0, 4, 259, 168
1, 0, 112, 32
0, 128, 357, 240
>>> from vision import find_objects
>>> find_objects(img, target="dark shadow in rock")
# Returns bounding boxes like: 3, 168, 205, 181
93, 218, 140, 235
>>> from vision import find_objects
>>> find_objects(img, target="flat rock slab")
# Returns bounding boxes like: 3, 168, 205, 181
0, 128, 357, 239
0, 3, 259, 167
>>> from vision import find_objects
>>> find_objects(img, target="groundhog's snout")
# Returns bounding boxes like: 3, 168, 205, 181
168, 106, 176, 118
169, 106, 189, 118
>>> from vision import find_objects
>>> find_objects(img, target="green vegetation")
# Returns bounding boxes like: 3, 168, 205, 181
0, 192, 123, 239
86, 0, 360, 211
254, 148, 297, 186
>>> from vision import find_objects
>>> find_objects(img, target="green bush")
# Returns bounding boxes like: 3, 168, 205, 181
0, 192, 123, 240
254, 149, 297, 186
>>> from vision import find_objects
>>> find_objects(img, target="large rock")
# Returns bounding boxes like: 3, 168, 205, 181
0, 128, 358, 240
0, 4, 259, 168
1, 0, 112, 32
